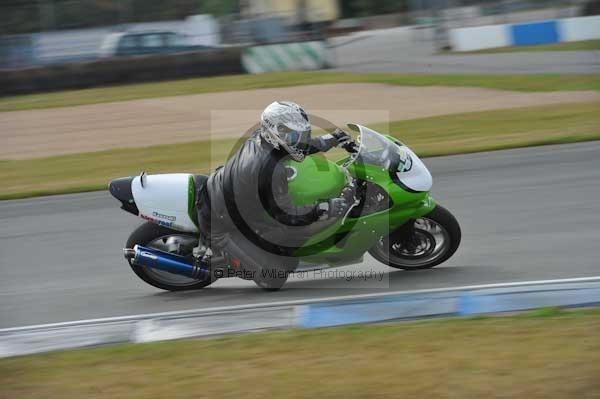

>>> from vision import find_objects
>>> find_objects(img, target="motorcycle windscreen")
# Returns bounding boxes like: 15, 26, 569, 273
348, 124, 432, 192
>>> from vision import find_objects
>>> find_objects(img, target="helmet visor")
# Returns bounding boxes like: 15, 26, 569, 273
286, 130, 301, 146
279, 125, 311, 147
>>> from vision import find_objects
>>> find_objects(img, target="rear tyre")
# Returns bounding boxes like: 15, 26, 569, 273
126, 222, 214, 291
369, 205, 461, 270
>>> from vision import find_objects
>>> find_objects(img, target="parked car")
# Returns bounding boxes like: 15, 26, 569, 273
99, 31, 212, 57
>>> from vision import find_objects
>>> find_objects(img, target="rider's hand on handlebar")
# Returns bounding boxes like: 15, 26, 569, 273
332, 129, 358, 153
332, 128, 352, 148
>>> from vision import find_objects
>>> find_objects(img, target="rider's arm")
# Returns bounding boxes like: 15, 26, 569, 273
306, 129, 351, 154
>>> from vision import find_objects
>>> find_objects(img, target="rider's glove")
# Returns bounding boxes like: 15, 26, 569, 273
317, 129, 352, 152
331, 128, 351, 147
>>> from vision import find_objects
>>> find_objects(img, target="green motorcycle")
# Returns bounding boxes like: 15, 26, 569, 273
111, 124, 461, 291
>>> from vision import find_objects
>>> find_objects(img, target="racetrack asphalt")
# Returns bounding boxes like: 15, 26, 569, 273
1, 142, 599, 328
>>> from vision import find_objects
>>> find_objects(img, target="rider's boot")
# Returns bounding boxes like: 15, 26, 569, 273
193, 244, 212, 267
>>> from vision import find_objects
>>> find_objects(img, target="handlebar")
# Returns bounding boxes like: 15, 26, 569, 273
341, 140, 359, 153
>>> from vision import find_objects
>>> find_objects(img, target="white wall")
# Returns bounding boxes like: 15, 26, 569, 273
184, 15, 220, 47
449, 24, 509, 51
450, 15, 600, 52
560, 15, 600, 42
445, 7, 580, 29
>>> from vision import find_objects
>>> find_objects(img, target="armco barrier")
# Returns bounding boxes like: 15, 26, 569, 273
242, 41, 330, 74
1, 277, 599, 358
450, 15, 600, 51
0, 47, 244, 96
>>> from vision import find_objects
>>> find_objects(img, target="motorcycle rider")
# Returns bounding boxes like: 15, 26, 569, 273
196, 101, 355, 288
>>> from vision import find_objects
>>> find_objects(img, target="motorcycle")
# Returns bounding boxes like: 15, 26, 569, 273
109, 124, 461, 291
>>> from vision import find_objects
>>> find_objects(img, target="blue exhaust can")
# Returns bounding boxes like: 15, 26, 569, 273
125, 245, 209, 280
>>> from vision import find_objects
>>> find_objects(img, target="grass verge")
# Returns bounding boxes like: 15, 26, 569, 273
1, 307, 599, 399
2, 72, 600, 112
458, 39, 600, 54
2, 101, 599, 200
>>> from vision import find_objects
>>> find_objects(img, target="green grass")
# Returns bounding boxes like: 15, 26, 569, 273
459, 39, 600, 54
2, 101, 599, 200
2, 72, 600, 112
1, 307, 599, 399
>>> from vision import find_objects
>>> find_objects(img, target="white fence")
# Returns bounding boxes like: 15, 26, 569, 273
450, 15, 600, 52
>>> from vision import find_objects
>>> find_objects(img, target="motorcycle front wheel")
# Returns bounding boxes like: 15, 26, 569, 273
126, 222, 215, 291
369, 205, 461, 270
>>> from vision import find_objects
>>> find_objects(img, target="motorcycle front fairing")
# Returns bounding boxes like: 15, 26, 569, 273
348, 124, 432, 193
293, 124, 436, 263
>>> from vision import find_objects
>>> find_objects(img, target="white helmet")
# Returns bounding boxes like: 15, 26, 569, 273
260, 101, 311, 162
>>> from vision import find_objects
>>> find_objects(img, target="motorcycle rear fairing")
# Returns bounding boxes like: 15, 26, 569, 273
131, 173, 200, 233
108, 176, 138, 215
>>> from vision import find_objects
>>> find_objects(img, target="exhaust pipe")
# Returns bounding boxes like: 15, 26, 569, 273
124, 245, 209, 280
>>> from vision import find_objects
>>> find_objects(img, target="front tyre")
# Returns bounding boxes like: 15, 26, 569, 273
126, 222, 214, 291
369, 205, 461, 270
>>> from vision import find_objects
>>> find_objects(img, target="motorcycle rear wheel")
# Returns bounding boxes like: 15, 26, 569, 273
126, 222, 215, 291
369, 205, 461, 270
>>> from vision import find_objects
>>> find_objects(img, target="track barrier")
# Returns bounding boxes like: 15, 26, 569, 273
449, 15, 600, 51
1, 276, 599, 357
242, 40, 330, 73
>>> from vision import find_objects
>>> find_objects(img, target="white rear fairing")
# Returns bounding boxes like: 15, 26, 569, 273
132, 173, 199, 233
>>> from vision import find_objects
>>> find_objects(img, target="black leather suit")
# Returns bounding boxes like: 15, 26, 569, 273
197, 130, 338, 273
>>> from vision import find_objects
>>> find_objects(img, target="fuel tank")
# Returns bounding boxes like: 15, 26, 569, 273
285, 155, 347, 206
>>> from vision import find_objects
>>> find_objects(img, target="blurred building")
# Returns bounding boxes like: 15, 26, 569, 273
1, 0, 597, 69
240, 0, 339, 22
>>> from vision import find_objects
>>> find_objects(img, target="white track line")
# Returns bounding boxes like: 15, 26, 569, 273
2, 275, 600, 333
